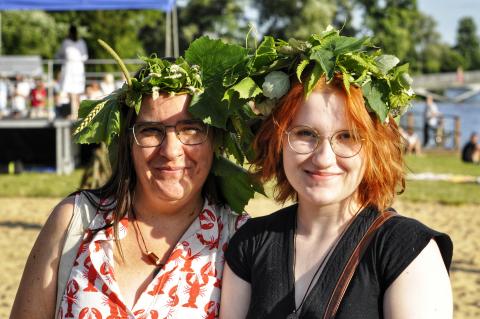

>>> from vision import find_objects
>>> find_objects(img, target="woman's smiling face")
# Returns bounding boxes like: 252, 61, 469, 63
131, 94, 213, 205
282, 89, 365, 209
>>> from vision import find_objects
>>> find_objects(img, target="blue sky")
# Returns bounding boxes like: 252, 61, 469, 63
418, 0, 480, 45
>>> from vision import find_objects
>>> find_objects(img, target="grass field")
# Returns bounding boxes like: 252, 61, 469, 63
1, 153, 478, 205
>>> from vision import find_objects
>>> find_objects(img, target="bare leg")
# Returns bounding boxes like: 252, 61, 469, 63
69, 93, 80, 119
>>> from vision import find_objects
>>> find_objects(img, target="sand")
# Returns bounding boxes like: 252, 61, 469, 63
1, 197, 478, 318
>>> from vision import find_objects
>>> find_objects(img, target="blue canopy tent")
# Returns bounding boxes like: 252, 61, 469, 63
0, 0, 179, 56
0, 0, 174, 11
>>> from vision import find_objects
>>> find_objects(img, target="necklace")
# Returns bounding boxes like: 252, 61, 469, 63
131, 210, 164, 267
130, 204, 200, 267
287, 214, 340, 319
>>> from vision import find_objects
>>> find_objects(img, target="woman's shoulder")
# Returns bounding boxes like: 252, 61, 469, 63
379, 210, 452, 249
230, 203, 297, 239
372, 209, 453, 286
49, 195, 76, 225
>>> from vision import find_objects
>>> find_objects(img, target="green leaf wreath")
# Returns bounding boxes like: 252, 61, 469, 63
217, 26, 415, 123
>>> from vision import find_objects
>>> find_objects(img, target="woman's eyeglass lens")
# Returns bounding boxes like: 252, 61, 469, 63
132, 120, 209, 147
286, 126, 362, 158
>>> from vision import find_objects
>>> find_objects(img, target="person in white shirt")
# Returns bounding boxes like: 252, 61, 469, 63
55, 25, 88, 119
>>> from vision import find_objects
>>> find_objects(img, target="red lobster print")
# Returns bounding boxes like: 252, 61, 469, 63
79, 307, 102, 319
73, 238, 90, 266
100, 261, 116, 282
65, 279, 80, 318
178, 248, 199, 272
101, 284, 128, 319
182, 272, 209, 308
147, 266, 178, 296
200, 261, 220, 288
134, 309, 159, 319
199, 209, 216, 230
161, 284, 179, 319
196, 233, 219, 250
83, 256, 98, 292
204, 301, 219, 319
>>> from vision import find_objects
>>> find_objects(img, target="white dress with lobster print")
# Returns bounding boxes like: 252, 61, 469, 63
57, 199, 249, 319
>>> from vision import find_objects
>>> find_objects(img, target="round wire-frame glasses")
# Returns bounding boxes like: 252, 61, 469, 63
131, 120, 209, 147
285, 126, 363, 158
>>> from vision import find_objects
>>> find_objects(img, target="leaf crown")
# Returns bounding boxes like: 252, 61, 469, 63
222, 26, 415, 123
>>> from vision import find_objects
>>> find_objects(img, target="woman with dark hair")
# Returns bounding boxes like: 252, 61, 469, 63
55, 25, 88, 119
220, 30, 453, 319
11, 40, 259, 319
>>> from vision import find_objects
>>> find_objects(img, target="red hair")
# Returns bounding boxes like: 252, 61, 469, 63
252, 77, 405, 211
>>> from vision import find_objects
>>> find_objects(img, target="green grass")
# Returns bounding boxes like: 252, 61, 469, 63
0, 169, 84, 197
404, 153, 480, 176
402, 180, 480, 205
0, 152, 478, 205
402, 152, 480, 205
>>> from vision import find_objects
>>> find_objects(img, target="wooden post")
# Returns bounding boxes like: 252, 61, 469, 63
454, 116, 461, 150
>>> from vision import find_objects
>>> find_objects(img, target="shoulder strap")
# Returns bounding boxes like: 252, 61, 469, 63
55, 192, 98, 318
323, 209, 398, 319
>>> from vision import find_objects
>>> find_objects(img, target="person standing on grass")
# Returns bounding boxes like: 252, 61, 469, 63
219, 29, 453, 319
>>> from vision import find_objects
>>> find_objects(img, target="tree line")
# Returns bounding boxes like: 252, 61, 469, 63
2, 0, 480, 74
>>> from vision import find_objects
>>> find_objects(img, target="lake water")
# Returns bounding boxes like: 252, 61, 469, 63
404, 100, 480, 149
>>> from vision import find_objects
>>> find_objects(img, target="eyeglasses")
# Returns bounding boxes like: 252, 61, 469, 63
131, 120, 209, 147
285, 126, 363, 158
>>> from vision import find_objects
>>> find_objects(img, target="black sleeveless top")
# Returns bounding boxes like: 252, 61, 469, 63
225, 204, 453, 319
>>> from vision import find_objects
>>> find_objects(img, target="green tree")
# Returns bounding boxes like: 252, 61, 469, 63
356, 0, 456, 73
332, 0, 357, 36
454, 17, 480, 70
1, 11, 59, 58
178, 0, 248, 51
253, 0, 335, 40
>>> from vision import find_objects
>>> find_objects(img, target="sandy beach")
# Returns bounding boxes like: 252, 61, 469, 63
1, 197, 478, 318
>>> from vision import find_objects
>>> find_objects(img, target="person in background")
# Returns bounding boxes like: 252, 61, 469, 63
423, 95, 441, 147
400, 127, 422, 155
11, 75, 31, 118
0, 75, 9, 118
220, 30, 453, 319
30, 79, 47, 118
55, 24, 88, 120
84, 81, 104, 100
100, 73, 116, 95
461, 132, 480, 164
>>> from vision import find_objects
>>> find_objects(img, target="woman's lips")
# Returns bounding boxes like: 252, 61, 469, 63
152, 166, 186, 176
304, 170, 342, 180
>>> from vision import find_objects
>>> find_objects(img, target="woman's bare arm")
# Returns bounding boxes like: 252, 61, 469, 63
10, 196, 75, 319
383, 239, 453, 319
219, 263, 251, 319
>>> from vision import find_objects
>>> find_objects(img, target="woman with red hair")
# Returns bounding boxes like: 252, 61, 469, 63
219, 31, 453, 319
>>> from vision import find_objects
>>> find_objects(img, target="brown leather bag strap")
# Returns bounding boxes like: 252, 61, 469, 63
322, 209, 398, 319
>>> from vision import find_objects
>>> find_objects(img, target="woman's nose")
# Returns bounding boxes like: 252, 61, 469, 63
159, 130, 184, 159
310, 138, 336, 167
